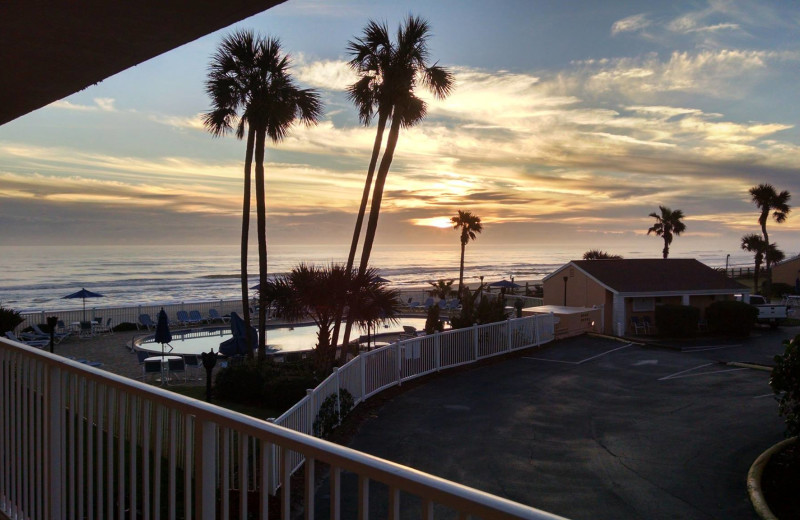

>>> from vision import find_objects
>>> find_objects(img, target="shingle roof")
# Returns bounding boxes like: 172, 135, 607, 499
570, 259, 747, 293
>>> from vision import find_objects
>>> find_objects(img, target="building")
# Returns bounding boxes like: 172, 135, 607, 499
542, 259, 748, 335
772, 254, 800, 290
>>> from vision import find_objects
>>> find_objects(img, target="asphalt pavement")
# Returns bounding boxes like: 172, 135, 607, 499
334, 330, 794, 519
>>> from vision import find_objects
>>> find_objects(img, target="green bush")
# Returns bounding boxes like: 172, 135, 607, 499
451, 288, 507, 329
313, 389, 354, 438
0, 306, 24, 335
705, 300, 758, 336
770, 334, 800, 436
654, 305, 699, 337
214, 359, 318, 412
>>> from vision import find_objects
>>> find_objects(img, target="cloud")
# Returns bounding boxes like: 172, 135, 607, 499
294, 55, 356, 90
611, 14, 651, 36
49, 97, 117, 112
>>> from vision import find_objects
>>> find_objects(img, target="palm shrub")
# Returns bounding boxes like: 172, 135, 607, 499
654, 304, 699, 337
0, 307, 24, 334
424, 304, 444, 334
705, 300, 758, 336
313, 389, 355, 439
770, 334, 800, 436
451, 288, 507, 329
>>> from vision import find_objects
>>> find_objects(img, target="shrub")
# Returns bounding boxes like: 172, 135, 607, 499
214, 358, 318, 412
424, 304, 444, 334
313, 389, 354, 438
654, 305, 699, 337
705, 300, 758, 337
451, 288, 507, 329
770, 282, 794, 299
0, 306, 24, 335
770, 334, 800, 436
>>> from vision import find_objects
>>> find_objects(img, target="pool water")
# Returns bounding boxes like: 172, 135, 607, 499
135, 317, 432, 355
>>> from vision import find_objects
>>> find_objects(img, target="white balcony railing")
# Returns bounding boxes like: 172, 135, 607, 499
1, 314, 563, 519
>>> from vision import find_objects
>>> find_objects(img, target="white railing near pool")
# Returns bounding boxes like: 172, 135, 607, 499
1, 313, 560, 519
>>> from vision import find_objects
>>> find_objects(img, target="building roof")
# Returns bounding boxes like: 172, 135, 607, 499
1, 0, 284, 125
556, 259, 747, 294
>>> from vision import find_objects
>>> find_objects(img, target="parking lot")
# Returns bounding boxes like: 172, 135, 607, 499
341, 328, 799, 519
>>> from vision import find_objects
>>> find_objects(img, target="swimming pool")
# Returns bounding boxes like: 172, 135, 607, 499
135, 317, 432, 355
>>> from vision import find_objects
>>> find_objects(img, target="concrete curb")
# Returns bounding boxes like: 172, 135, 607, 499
747, 436, 797, 520
727, 361, 774, 372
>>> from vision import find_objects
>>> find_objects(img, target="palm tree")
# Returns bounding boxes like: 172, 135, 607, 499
647, 206, 686, 259
452, 211, 483, 296
428, 279, 455, 300
338, 15, 454, 351
582, 250, 623, 260
206, 31, 322, 359
741, 233, 767, 293
749, 184, 790, 291
204, 30, 259, 356
265, 263, 399, 373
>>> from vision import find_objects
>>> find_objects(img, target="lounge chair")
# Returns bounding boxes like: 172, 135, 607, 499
138, 313, 156, 331
422, 297, 435, 309
176, 310, 201, 326
438, 299, 447, 310
208, 308, 229, 324
4, 331, 49, 348
188, 310, 206, 325
94, 317, 114, 334
31, 323, 70, 343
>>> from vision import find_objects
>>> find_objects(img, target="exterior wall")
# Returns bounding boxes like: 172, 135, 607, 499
543, 267, 612, 333
773, 257, 800, 287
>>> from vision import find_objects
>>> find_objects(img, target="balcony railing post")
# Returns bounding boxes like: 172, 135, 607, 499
46, 365, 63, 520
195, 419, 217, 520
506, 318, 512, 351
396, 342, 402, 385
360, 353, 366, 399
434, 331, 440, 372
473, 323, 479, 360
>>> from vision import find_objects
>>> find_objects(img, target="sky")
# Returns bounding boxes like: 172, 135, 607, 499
1, 0, 799, 259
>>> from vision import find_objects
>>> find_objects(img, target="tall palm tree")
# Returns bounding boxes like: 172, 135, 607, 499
204, 30, 259, 356
749, 184, 790, 291
452, 210, 483, 297
206, 31, 322, 359
338, 15, 454, 351
647, 206, 686, 259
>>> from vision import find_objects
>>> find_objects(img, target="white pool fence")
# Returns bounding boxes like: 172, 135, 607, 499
0, 313, 558, 519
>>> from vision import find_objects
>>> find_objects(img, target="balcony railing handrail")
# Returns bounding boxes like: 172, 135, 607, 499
1, 313, 563, 519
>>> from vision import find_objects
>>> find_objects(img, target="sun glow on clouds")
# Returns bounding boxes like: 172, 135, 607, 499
412, 217, 453, 229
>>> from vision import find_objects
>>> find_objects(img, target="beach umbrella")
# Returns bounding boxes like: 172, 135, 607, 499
376, 276, 391, 283
154, 308, 172, 356
62, 287, 105, 321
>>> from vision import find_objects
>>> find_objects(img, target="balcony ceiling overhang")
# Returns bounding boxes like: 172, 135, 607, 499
0, 0, 285, 126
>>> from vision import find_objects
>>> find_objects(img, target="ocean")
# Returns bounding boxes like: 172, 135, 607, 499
1, 244, 752, 312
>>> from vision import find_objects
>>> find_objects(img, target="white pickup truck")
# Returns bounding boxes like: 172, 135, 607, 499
736, 294, 788, 328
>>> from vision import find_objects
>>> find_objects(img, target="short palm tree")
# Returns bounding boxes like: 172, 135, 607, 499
741, 233, 767, 293
749, 184, 790, 288
205, 32, 321, 359
428, 279, 455, 300
265, 264, 399, 373
338, 15, 454, 351
647, 206, 686, 259
583, 250, 623, 260
452, 210, 483, 297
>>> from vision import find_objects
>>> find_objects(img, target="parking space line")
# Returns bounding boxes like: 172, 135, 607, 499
523, 344, 632, 365
681, 344, 742, 353
661, 367, 748, 381
658, 362, 714, 381
753, 393, 775, 399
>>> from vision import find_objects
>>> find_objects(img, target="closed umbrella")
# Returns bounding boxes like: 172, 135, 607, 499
62, 287, 105, 321
154, 308, 173, 356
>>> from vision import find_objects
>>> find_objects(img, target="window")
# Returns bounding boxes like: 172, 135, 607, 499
632, 297, 655, 312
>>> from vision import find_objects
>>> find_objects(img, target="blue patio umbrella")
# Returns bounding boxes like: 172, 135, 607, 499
62, 287, 105, 321
154, 308, 173, 356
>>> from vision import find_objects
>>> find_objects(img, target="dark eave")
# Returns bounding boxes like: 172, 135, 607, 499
0, 0, 285, 126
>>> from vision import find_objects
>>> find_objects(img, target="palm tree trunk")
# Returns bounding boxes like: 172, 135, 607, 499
341, 115, 403, 350
762, 220, 772, 292
662, 240, 669, 259
331, 111, 388, 358
458, 239, 466, 297
241, 126, 255, 358
754, 260, 761, 294
254, 126, 268, 360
